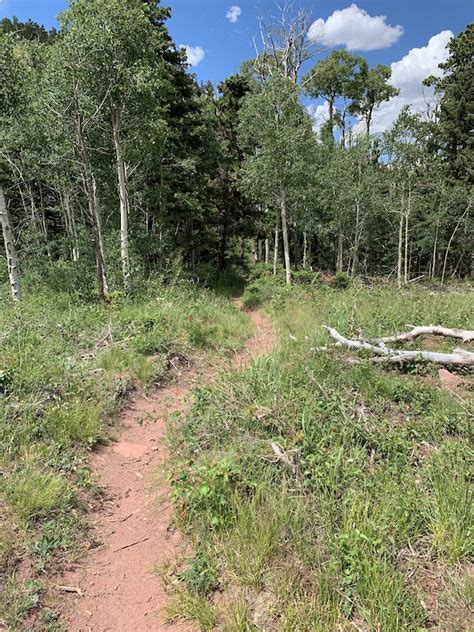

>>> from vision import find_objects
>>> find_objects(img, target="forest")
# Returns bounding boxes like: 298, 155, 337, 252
0, 1, 472, 630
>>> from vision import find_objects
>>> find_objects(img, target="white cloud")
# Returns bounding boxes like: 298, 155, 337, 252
368, 30, 453, 134
308, 4, 403, 51
307, 103, 330, 135
180, 44, 205, 67
226, 5, 242, 24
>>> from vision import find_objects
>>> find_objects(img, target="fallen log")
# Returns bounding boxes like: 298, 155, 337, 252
377, 326, 474, 344
325, 327, 474, 367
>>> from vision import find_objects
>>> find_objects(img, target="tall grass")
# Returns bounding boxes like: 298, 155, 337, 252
168, 279, 473, 630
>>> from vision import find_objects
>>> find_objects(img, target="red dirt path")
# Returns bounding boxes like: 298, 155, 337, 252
55, 307, 275, 631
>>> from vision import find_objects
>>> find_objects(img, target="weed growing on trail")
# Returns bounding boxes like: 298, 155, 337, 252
168, 280, 473, 630
0, 278, 251, 629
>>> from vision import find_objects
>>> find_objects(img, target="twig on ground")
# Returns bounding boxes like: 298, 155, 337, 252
112, 536, 150, 553
55, 585, 83, 596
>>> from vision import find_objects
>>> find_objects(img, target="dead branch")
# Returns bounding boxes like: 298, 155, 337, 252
269, 441, 297, 474
377, 326, 474, 344
55, 585, 83, 596
325, 327, 474, 367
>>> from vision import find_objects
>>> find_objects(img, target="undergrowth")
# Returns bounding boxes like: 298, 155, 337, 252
168, 278, 473, 631
0, 277, 251, 630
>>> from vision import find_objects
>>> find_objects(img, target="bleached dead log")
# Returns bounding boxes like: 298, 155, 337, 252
378, 326, 474, 344
325, 327, 474, 367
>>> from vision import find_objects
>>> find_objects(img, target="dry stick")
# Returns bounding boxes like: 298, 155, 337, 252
113, 536, 150, 553
55, 585, 83, 596
325, 327, 474, 367
270, 441, 296, 475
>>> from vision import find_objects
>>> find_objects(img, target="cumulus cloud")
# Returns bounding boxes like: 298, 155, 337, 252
226, 5, 242, 24
180, 44, 205, 67
308, 4, 403, 51
368, 30, 453, 134
307, 103, 330, 135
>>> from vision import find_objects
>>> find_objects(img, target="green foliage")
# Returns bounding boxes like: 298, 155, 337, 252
330, 271, 351, 288
292, 269, 323, 285
179, 550, 218, 596
172, 457, 243, 529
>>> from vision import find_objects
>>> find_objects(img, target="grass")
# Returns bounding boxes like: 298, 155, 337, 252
0, 275, 252, 629
167, 277, 473, 630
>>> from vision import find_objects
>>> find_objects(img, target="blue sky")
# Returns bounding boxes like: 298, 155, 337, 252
1, 0, 471, 131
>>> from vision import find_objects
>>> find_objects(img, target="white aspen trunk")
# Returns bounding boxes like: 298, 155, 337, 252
112, 108, 131, 294
61, 188, 79, 262
38, 182, 51, 258
351, 200, 361, 276
441, 200, 471, 284
280, 187, 291, 285
273, 217, 279, 276
404, 181, 411, 284
75, 107, 108, 299
303, 231, 308, 268
431, 218, 440, 279
252, 238, 259, 264
0, 185, 21, 301
336, 228, 344, 273
397, 183, 404, 288
91, 176, 109, 296
264, 238, 270, 264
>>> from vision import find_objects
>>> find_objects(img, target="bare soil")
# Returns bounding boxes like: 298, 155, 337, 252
54, 307, 274, 631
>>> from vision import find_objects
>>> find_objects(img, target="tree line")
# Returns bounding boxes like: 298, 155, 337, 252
0, 2, 472, 301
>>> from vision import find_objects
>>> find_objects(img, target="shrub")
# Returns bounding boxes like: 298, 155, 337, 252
330, 271, 351, 288
242, 284, 262, 309
292, 270, 323, 285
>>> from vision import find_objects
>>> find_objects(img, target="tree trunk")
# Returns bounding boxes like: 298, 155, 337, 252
91, 176, 109, 298
217, 208, 227, 272
336, 228, 344, 273
303, 231, 308, 268
61, 188, 79, 262
431, 217, 440, 279
273, 217, 279, 275
264, 238, 270, 264
366, 106, 374, 137
351, 200, 361, 276
404, 181, 411, 283
38, 181, 51, 258
280, 188, 291, 285
252, 238, 259, 264
441, 200, 471, 284
0, 185, 21, 301
397, 183, 404, 287
112, 107, 132, 294
75, 109, 108, 300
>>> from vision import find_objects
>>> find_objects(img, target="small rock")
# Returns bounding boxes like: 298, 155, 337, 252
438, 368, 465, 389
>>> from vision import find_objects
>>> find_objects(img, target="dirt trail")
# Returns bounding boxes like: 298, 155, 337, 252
56, 307, 275, 631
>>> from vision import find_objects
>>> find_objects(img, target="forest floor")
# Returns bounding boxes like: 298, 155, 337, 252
53, 305, 275, 631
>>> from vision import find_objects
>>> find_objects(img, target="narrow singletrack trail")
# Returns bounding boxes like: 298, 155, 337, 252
56, 307, 275, 631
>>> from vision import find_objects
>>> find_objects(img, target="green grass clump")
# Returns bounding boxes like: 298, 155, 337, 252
168, 280, 473, 630
2, 466, 74, 524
